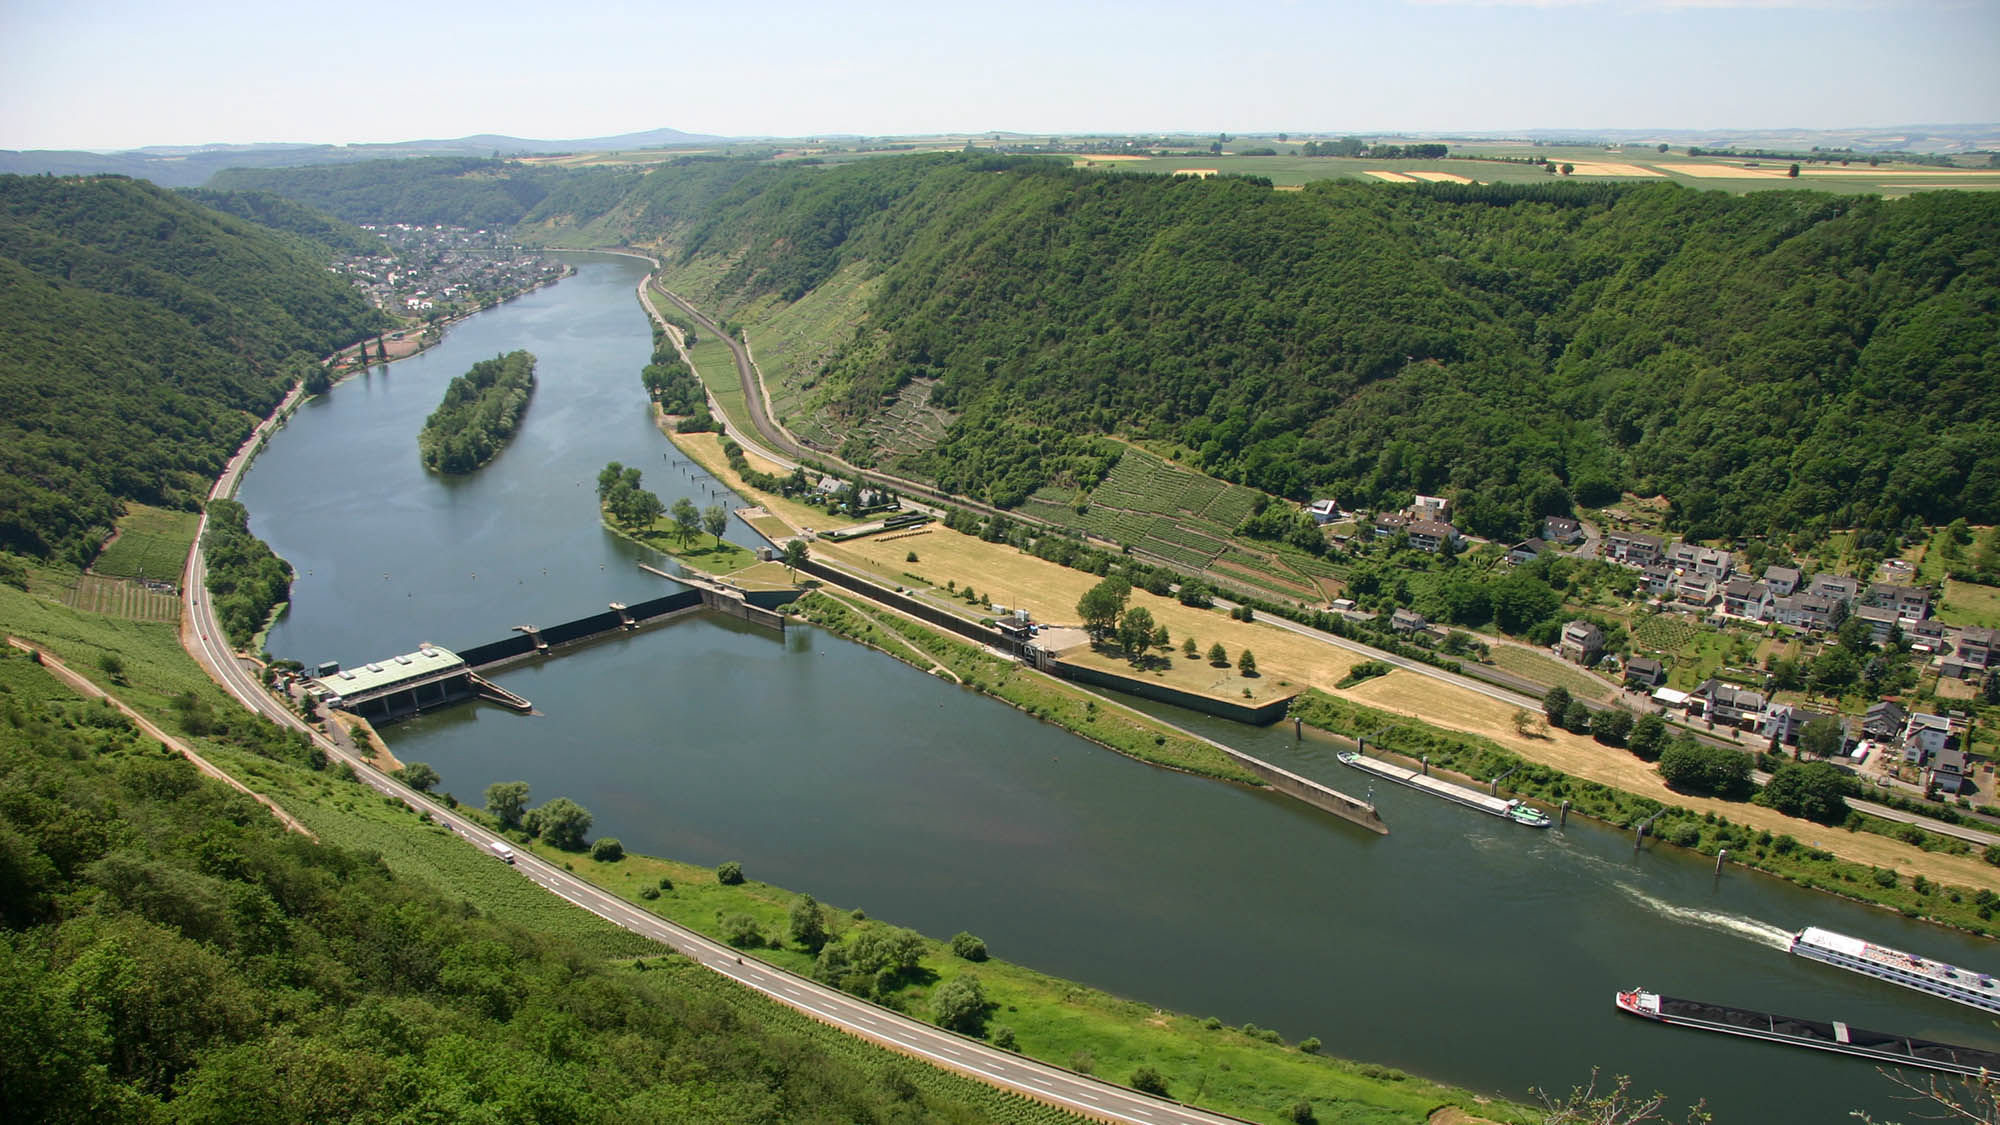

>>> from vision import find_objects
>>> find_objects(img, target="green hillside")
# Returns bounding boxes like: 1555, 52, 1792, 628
0, 175, 387, 562
217, 153, 2000, 547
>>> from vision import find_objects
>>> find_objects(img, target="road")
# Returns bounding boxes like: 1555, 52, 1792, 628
176, 382, 1254, 1125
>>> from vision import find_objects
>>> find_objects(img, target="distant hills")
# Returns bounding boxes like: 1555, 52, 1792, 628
0, 126, 723, 188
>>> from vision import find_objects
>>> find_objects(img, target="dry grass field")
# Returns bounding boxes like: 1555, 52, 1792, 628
1362, 170, 1416, 182
1342, 671, 1999, 888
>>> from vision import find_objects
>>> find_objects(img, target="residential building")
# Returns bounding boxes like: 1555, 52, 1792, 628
1721, 579, 1773, 621
1903, 713, 1956, 761
1695, 679, 1767, 729
1642, 564, 1676, 597
1542, 516, 1583, 544
1954, 627, 1999, 674
1866, 582, 1932, 621
1763, 704, 1840, 748
1806, 573, 1861, 606
1390, 608, 1428, 634
1772, 594, 1838, 631
1605, 530, 1667, 567
1907, 618, 1947, 653
1411, 494, 1452, 522
1560, 620, 1605, 665
1763, 566, 1801, 596
1853, 604, 1901, 645
1673, 572, 1720, 609
1507, 538, 1550, 565
1373, 512, 1411, 540
1405, 519, 1460, 554
1928, 747, 1971, 795
1624, 657, 1665, 688
1309, 499, 1342, 525
1862, 700, 1907, 742
1666, 542, 1735, 581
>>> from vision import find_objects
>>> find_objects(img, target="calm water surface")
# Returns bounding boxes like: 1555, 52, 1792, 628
239, 258, 1999, 1123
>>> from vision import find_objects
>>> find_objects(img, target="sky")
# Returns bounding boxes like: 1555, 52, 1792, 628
1, 0, 1995, 151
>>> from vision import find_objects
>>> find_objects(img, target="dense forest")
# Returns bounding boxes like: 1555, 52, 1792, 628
0, 648, 1073, 1123
176, 188, 387, 258
418, 351, 537, 473
215, 153, 2000, 544
201, 499, 294, 647
0, 175, 386, 563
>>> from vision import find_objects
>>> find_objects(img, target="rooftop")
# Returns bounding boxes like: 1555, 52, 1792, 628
313, 645, 465, 699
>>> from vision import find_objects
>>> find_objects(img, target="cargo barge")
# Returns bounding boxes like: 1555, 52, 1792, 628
1616, 987, 2000, 1078
1337, 749, 1551, 827
1790, 926, 2000, 1015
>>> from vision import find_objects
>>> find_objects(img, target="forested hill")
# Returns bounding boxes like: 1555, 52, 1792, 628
0, 175, 387, 561
177, 187, 386, 258
230, 154, 2000, 542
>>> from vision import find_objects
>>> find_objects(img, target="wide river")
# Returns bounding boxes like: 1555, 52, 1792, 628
239, 255, 1998, 1123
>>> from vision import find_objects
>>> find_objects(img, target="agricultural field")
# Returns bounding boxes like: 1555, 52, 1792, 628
1482, 643, 1615, 702
62, 574, 181, 622
1069, 146, 2000, 197
91, 501, 199, 582
1019, 447, 1328, 601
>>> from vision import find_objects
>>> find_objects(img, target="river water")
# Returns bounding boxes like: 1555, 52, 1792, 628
238, 255, 1999, 1123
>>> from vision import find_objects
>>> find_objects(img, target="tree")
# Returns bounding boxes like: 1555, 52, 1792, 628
591, 837, 624, 862
1627, 713, 1669, 760
723, 913, 763, 948
1238, 649, 1258, 677
716, 860, 745, 885
1593, 709, 1634, 747
1535, 1069, 1706, 1124
782, 538, 808, 579
1543, 685, 1573, 726
949, 931, 988, 962
1152, 624, 1170, 649
1561, 699, 1592, 734
1656, 143, 1670, 153
1177, 576, 1212, 607
1798, 716, 1844, 760
535, 797, 593, 850
1514, 709, 1545, 739
1182, 636, 1199, 659
1208, 642, 1229, 666
397, 762, 439, 793
484, 780, 529, 829
703, 503, 729, 546
1077, 575, 1132, 638
789, 894, 829, 953
1561, 163, 1575, 176
1788, 163, 1800, 178
931, 974, 988, 1034
671, 497, 700, 548
1657, 738, 1752, 798
1117, 605, 1156, 660
1760, 761, 1856, 824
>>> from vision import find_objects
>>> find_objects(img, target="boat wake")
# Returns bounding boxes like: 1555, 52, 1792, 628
1614, 883, 1793, 951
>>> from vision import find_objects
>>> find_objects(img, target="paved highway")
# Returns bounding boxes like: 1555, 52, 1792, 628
177, 386, 1253, 1125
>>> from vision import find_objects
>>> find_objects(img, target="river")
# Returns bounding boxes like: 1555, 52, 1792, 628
237, 255, 1999, 1123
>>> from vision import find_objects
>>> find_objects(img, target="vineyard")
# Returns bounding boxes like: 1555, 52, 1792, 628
1022, 448, 1333, 602
63, 575, 181, 622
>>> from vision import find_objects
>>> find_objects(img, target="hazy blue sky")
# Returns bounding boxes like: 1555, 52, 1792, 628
2, 0, 1995, 150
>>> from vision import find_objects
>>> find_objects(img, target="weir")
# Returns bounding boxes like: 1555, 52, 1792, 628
311, 574, 799, 723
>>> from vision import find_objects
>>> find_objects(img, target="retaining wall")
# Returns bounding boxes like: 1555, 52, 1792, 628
796, 559, 1004, 649
1053, 660, 1296, 725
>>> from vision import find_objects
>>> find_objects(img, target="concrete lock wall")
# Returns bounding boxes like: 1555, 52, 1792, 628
1054, 660, 1296, 725
796, 558, 1004, 649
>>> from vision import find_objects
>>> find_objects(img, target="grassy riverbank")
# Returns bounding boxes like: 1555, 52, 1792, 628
509, 838, 1533, 1125
792, 589, 1262, 785
1290, 690, 2000, 934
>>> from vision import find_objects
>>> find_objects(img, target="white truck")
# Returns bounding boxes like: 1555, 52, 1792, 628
489, 841, 516, 864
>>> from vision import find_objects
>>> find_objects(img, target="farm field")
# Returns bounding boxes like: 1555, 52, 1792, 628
1483, 643, 1615, 702
684, 336, 747, 430
62, 574, 181, 622
92, 501, 199, 583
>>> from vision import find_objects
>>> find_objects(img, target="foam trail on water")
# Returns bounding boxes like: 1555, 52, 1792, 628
1615, 882, 1793, 951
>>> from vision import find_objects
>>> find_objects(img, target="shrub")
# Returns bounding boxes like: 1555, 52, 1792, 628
1283, 1101, 1318, 1125
1298, 1036, 1321, 1054
930, 974, 988, 1034
949, 931, 988, 962
590, 837, 624, 862
992, 1025, 1017, 1049
639, 886, 660, 900
1130, 1066, 1169, 1097
723, 913, 763, 947
716, 860, 744, 885
657, 875, 673, 891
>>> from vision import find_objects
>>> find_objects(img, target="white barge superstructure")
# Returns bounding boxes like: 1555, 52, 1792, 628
1790, 926, 2000, 1015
